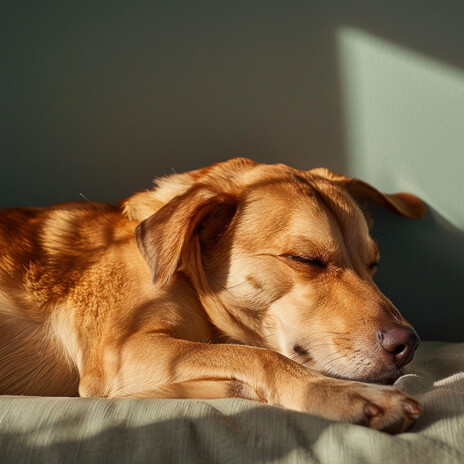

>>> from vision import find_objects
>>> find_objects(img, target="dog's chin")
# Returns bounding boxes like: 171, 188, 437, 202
291, 351, 405, 384
372, 370, 402, 385
322, 366, 403, 385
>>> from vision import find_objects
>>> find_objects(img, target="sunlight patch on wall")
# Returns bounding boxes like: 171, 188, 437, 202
338, 28, 464, 229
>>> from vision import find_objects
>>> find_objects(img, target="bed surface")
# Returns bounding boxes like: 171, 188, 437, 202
1, 341, 463, 463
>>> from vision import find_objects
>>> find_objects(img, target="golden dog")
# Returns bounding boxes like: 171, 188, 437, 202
0, 158, 426, 433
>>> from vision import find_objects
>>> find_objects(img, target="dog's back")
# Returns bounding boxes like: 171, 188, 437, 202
0, 203, 125, 395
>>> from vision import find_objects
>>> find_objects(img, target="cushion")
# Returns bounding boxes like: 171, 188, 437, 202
1, 341, 463, 463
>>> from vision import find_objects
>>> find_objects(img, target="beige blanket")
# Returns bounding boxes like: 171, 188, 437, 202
0, 341, 463, 463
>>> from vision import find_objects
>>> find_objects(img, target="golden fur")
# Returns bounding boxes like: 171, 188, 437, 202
0, 158, 426, 433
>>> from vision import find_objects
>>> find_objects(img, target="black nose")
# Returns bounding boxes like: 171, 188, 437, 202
378, 326, 420, 367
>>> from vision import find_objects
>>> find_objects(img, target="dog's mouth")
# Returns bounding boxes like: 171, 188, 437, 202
322, 365, 404, 385
291, 346, 406, 385
290, 326, 419, 385
367, 367, 404, 385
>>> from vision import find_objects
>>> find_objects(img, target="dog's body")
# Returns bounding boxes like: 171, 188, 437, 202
0, 158, 426, 432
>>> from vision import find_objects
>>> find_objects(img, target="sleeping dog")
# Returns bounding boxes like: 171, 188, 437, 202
0, 158, 425, 433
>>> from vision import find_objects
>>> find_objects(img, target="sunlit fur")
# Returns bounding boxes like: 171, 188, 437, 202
0, 158, 425, 432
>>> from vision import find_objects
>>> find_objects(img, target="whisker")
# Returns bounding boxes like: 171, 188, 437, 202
324, 354, 348, 366
323, 351, 345, 360
301, 355, 313, 365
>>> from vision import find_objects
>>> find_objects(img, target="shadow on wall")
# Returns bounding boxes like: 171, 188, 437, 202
337, 25, 463, 342
370, 203, 464, 342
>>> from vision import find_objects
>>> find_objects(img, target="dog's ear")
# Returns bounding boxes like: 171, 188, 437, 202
310, 168, 426, 220
342, 178, 426, 219
135, 185, 237, 289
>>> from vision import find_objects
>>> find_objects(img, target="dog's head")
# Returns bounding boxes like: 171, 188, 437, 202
132, 158, 426, 383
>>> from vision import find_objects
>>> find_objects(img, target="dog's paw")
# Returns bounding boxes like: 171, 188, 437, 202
320, 381, 423, 433
353, 384, 422, 433
284, 377, 423, 433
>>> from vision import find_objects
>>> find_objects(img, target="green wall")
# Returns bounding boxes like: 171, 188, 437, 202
1, 1, 463, 340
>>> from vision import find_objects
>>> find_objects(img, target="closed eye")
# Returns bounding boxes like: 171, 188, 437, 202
285, 255, 327, 269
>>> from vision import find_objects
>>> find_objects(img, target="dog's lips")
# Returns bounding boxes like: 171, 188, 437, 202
361, 364, 405, 384
290, 345, 403, 384
290, 340, 406, 381
371, 368, 403, 385
305, 356, 403, 384
323, 367, 402, 385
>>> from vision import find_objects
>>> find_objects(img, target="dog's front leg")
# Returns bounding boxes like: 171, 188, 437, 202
79, 333, 422, 433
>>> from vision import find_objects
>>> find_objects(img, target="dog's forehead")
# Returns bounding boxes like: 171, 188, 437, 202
245, 174, 364, 224
239, 173, 371, 250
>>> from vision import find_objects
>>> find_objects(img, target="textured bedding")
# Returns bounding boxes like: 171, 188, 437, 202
1, 341, 463, 463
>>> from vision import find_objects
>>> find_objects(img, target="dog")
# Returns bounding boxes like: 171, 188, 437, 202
0, 158, 426, 433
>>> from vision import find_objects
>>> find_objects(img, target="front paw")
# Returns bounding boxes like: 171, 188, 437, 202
313, 381, 423, 433
281, 377, 423, 433
352, 383, 422, 433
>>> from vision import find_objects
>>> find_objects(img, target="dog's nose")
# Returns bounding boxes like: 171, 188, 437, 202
378, 326, 420, 367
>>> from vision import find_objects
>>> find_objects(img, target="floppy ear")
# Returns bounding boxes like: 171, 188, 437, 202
342, 178, 426, 219
310, 168, 426, 219
135, 185, 237, 289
